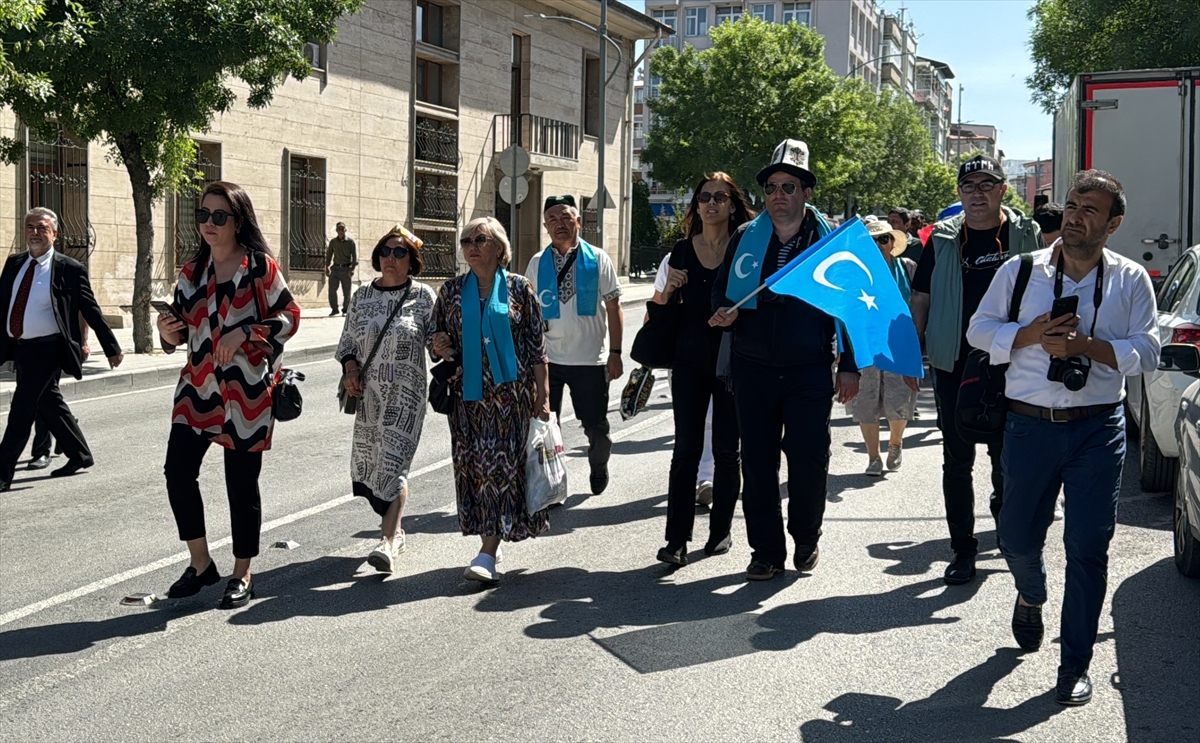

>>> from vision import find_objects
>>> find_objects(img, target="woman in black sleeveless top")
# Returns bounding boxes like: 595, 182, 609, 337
656, 173, 755, 566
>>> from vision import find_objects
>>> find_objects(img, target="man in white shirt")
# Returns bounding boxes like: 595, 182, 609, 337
967, 170, 1159, 707
526, 195, 623, 494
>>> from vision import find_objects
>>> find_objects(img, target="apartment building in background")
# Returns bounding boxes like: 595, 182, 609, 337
0, 0, 668, 322
949, 123, 1003, 163
1004, 158, 1053, 205
914, 56, 955, 164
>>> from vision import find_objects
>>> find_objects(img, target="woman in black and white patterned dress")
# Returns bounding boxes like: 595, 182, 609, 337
335, 226, 437, 574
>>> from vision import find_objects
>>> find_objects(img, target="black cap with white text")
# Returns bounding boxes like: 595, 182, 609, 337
958, 155, 1005, 184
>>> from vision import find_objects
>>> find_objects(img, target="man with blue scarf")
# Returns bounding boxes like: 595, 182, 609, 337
710, 139, 860, 581
526, 196, 623, 495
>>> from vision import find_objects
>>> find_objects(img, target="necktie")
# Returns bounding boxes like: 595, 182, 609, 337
8, 258, 36, 338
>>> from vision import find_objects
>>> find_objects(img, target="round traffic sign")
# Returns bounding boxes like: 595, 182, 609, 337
499, 145, 530, 178
498, 175, 529, 204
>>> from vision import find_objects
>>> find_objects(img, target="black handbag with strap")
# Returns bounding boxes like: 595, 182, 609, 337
338, 282, 412, 415
247, 254, 304, 423
630, 241, 687, 369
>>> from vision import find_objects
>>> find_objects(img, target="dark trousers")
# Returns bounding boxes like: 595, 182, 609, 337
549, 363, 611, 470
31, 411, 73, 458
329, 265, 352, 312
0, 339, 90, 482
665, 361, 740, 545
733, 356, 833, 568
164, 423, 264, 559
999, 407, 1124, 676
934, 357, 1004, 556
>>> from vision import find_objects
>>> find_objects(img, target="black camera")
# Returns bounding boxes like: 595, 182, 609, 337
1047, 356, 1090, 391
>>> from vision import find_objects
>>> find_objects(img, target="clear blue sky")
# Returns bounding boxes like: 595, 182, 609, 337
619, 0, 1052, 159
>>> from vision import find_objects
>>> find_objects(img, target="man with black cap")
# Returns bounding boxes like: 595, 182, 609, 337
710, 139, 860, 581
910, 154, 1044, 585
527, 195, 623, 494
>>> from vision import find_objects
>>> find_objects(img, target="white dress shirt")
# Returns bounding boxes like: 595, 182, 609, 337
966, 246, 1160, 408
6, 248, 59, 340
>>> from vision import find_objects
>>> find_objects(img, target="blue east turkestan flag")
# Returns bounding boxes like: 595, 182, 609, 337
765, 217, 924, 378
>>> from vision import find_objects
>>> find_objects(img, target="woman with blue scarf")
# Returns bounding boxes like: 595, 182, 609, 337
431, 217, 550, 584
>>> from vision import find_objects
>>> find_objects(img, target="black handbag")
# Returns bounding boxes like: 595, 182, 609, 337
429, 359, 461, 415
630, 241, 686, 369
955, 253, 1033, 444
338, 282, 411, 415
246, 256, 304, 423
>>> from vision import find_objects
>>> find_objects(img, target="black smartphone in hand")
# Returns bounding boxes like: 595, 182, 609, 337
151, 300, 184, 324
1050, 295, 1079, 321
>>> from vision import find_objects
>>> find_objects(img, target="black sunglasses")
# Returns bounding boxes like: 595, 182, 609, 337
763, 182, 800, 196
874, 235, 893, 245
195, 208, 233, 227
459, 234, 490, 247
697, 191, 730, 204
377, 246, 409, 259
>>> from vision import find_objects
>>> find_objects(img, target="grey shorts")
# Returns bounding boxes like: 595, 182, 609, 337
846, 366, 916, 423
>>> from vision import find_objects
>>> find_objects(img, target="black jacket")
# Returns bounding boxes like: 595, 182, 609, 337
712, 219, 857, 373
0, 250, 121, 379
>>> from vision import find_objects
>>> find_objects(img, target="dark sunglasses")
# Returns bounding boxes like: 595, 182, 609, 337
377, 246, 409, 259
763, 182, 800, 196
195, 208, 233, 227
697, 191, 730, 204
459, 234, 490, 247
874, 235, 893, 245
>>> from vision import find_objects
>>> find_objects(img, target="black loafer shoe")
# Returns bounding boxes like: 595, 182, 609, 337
219, 576, 254, 609
746, 559, 783, 581
943, 552, 977, 585
1012, 596, 1044, 651
0, 479, 10, 493
50, 457, 94, 478
27, 454, 51, 470
656, 543, 688, 566
167, 561, 221, 599
589, 465, 609, 495
703, 534, 732, 556
1055, 672, 1092, 706
794, 544, 820, 572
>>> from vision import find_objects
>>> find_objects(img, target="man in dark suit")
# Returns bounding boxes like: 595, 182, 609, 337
0, 207, 123, 491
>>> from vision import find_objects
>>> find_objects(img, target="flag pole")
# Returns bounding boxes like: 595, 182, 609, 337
727, 283, 768, 312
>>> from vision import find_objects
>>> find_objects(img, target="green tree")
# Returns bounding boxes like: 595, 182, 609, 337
631, 178, 660, 248
0, 0, 363, 352
0, 2, 88, 125
1028, 0, 1200, 113
904, 155, 958, 220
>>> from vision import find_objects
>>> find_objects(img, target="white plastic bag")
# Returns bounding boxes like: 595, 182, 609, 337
525, 417, 568, 514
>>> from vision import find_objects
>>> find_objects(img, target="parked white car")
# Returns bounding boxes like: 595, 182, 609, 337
1127, 244, 1200, 492
1159, 344, 1200, 577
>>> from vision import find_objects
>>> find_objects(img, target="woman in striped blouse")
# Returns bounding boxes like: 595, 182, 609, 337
156, 181, 301, 609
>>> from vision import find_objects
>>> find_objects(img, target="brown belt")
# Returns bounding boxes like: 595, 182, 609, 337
1007, 399, 1120, 423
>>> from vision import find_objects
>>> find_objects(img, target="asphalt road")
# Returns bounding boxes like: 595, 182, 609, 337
0, 305, 1196, 742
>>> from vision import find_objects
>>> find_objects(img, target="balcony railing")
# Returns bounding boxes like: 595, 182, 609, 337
415, 117, 459, 168
494, 113, 579, 161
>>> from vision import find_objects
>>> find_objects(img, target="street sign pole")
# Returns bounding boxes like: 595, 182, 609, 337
597, 0, 607, 250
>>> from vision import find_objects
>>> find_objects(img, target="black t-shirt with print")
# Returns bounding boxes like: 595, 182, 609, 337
912, 221, 1011, 360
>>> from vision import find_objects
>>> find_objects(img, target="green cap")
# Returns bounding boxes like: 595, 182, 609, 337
543, 195, 576, 213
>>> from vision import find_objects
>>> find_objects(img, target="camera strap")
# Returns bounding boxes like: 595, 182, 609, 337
1053, 250, 1104, 339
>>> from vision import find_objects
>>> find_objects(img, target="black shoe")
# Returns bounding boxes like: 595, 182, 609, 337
746, 559, 783, 581
219, 576, 254, 609
656, 543, 687, 566
167, 561, 221, 599
1011, 596, 1044, 651
0, 480, 10, 493
589, 465, 609, 495
329, 309, 339, 317
943, 552, 977, 585
703, 534, 732, 556
794, 544, 820, 572
50, 457, 94, 478
27, 454, 51, 470
1055, 672, 1092, 706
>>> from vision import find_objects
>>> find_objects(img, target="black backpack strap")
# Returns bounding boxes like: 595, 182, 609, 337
1008, 253, 1035, 324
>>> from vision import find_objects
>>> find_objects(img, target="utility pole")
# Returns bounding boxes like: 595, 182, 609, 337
597, 0, 607, 250
956, 83, 964, 164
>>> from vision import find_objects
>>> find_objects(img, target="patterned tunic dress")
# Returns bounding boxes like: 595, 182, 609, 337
335, 279, 437, 514
434, 272, 549, 540
168, 250, 300, 452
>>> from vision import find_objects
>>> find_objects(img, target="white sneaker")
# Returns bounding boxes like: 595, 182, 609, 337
496, 545, 504, 564
696, 481, 714, 508
886, 444, 903, 471
367, 539, 395, 574
865, 458, 884, 477
1054, 496, 1064, 521
464, 553, 499, 584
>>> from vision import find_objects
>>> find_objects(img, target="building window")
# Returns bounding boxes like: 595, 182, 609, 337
635, 87, 644, 104
26, 127, 90, 265
416, 59, 444, 106
413, 229, 456, 278
634, 120, 644, 138
652, 9, 677, 43
414, 173, 457, 223
416, 0, 444, 47
632, 154, 641, 170
415, 116, 459, 168
715, 6, 742, 26
580, 196, 599, 246
302, 41, 325, 71
288, 155, 327, 271
752, 3, 775, 23
174, 141, 222, 267
782, 2, 811, 26
685, 7, 708, 36
583, 53, 600, 138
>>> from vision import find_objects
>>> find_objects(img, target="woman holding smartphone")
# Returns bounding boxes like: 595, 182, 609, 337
156, 181, 300, 609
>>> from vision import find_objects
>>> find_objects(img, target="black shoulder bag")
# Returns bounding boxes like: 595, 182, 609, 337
955, 253, 1034, 444
247, 255, 305, 422
630, 241, 687, 369
339, 283, 411, 415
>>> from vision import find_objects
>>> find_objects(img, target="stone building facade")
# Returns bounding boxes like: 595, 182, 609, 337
0, 0, 667, 322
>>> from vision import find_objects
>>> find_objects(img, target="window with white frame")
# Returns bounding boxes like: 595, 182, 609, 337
653, 9, 677, 43
752, 3, 775, 23
635, 87, 644, 103
782, 2, 811, 26
685, 7, 708, 36
634, 120, 644, 138
715, 6, 742, 26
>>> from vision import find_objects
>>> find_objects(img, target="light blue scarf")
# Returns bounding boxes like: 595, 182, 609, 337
538, 240, 599, 319
462, 269, 518, 402
725, 205, 831, 310
891, 257, 912, 303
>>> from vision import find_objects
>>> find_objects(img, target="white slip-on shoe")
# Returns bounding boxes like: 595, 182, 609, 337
367, 539, 395, 574
464, 553, 498, 584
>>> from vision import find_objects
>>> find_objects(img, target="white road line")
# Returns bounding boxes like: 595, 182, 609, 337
0, 381, 674, 628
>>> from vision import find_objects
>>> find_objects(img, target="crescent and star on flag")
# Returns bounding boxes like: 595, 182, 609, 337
813, 251, 878, 311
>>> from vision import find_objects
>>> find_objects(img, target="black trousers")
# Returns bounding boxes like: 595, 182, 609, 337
548, 363, 611, 470
164, 424, 264, 559
31, 411, 74, 458
934, 356, 1004, 557
665, 360, 740, 545
328, 265, 352, 312
0, 338, 90, 482
733, 355, 834, 568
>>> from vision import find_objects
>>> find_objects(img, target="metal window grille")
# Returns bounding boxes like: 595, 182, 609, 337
415, 117, 459, 168
26, 129, 92, 265
414, 173, 457, 224
415, 229, 457, 279
288, 156, 328, 271
174, 143, 222, 267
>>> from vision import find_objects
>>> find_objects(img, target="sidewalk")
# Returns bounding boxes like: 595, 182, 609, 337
0, 279, 657, 408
